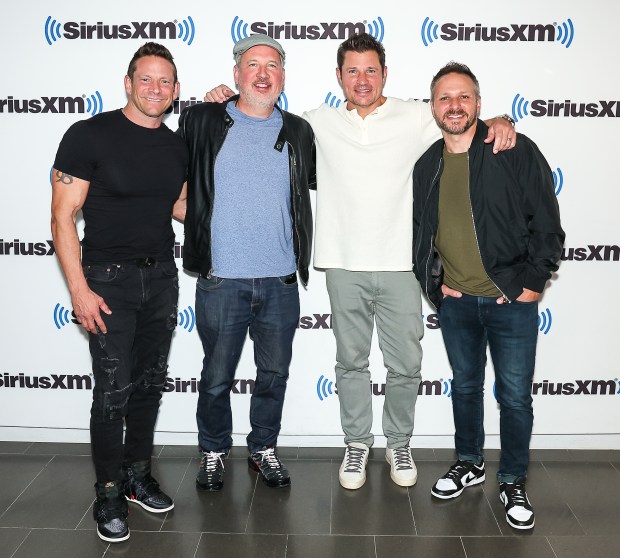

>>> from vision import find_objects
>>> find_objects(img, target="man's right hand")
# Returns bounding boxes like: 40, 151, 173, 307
71, 287, 112, 334
204, 85, 235, 103
441, 284, 463, 299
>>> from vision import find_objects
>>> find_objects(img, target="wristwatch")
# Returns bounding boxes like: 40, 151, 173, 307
499, 113, 516, 127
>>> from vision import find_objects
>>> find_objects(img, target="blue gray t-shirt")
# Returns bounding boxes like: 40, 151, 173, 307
211, 104, 295, 279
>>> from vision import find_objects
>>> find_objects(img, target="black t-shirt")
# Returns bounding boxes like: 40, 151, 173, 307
54, 109, 188, 264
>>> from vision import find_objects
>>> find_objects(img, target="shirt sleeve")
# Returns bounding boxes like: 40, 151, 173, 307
53, 120, 97, 182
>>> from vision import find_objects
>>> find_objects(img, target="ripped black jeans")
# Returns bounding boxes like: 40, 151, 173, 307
84, 260, 178, 483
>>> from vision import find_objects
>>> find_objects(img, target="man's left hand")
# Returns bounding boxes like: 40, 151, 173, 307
484, 117, 516, 153
496, 288, 541, 304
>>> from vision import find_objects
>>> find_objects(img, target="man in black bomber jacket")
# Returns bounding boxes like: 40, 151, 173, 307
412, 62, 564, 531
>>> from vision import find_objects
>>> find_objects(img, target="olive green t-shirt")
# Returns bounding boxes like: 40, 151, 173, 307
435, 149, 501, 297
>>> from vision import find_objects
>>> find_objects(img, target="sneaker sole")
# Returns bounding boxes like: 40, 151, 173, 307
195, 479, 224, 491
97, 527, 130, 543
385, 454, 417, 487
499, 493, 535, 530
389, 470, 417, 487
339, 471, 366, 490
126, 496, 174, 513
248, 459, 291, 488
431, 474, 485, 499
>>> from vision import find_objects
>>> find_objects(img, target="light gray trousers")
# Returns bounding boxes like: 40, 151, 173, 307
325, 269, 424, 449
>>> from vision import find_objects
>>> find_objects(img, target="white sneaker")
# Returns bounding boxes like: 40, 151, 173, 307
339, 443, 370, 490
386, 447, 418, 487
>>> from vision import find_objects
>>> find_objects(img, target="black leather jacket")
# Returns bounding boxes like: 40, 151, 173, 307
413, 120, 564, 309
177, 97, 316, 285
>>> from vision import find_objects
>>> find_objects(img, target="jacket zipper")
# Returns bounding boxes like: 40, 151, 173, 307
466, 153, 509, 302
287, 143, 305, 287
206, 116, 234, 279
424, 159, 443, 305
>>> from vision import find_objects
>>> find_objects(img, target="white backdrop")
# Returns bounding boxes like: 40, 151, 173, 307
1, 0, 618, 449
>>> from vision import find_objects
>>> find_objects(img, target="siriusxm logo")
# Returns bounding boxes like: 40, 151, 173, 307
0, 372, 92, 390
44, 16, 195, 45
178, 306, 195, 332
169, 94, 288, 113
562, 245, 620, 262
316, 374, 335, 401
53, 302, 196, 332
552, 167, 564, 196
325, 92, 343, 108
53, 303, 78, 329
298, 313, 332, 330
169, 97, 203, 115
0, 239, 55, 256
315, 375, 453, 401
538, 308, 553, 335
421, 18, 574, 47
0, 92, 103, 116
231, 15, 384, 42
163, 377, 254, 393
512, 94, 620, 122
532, 379, 620, 396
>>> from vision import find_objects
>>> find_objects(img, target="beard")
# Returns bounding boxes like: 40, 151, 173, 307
238, 80, 282, 110
435, 108, 478, 135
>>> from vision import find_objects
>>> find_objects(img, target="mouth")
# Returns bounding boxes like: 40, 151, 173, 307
253, 81, 272, 91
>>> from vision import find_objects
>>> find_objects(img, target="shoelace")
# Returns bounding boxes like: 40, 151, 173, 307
201, 451, 225, 473
343, 446, 367, 473
505, 483, 528, 507
257, 448, 282, 469
392, 448, 413, 470
444, 461, 473, 480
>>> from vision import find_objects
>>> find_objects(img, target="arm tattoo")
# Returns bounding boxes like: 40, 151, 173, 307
55, 170, 74, 185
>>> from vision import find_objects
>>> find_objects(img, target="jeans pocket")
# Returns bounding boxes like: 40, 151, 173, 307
83, 264, 124, 283
277, 272, 298, 286
197, 275, 225, 291
158, 260, 178, 277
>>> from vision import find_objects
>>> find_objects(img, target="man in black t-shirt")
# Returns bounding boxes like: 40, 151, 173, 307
51, 42, 188, 543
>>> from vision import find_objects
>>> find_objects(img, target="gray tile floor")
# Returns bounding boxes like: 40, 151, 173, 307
0, 442, 618, 557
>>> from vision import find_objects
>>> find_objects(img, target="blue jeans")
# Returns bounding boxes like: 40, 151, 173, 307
195, 274, 299, 453
85, 260, 179, 483
438, 294, 538, 483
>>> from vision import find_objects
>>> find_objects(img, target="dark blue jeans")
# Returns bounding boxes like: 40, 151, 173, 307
438, 294, 538, 483
195, 274, 299, 453
86, 260, 179, 483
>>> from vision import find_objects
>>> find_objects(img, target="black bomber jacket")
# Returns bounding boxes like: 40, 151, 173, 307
413, 120, 565, 309
177, 97, 316, 285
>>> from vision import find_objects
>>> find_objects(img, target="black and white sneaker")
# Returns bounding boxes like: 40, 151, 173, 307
431, 460, 485, 499
249, 447, 291, 488
196, 450, 227, 491
499, 482, 535, 530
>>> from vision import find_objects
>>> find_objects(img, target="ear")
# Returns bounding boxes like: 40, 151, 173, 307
124, 75, 132, 96
173, 81, 180, 101
336, 67, 342, 87
382, 66, 388, 85
233, 64, 239, 87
